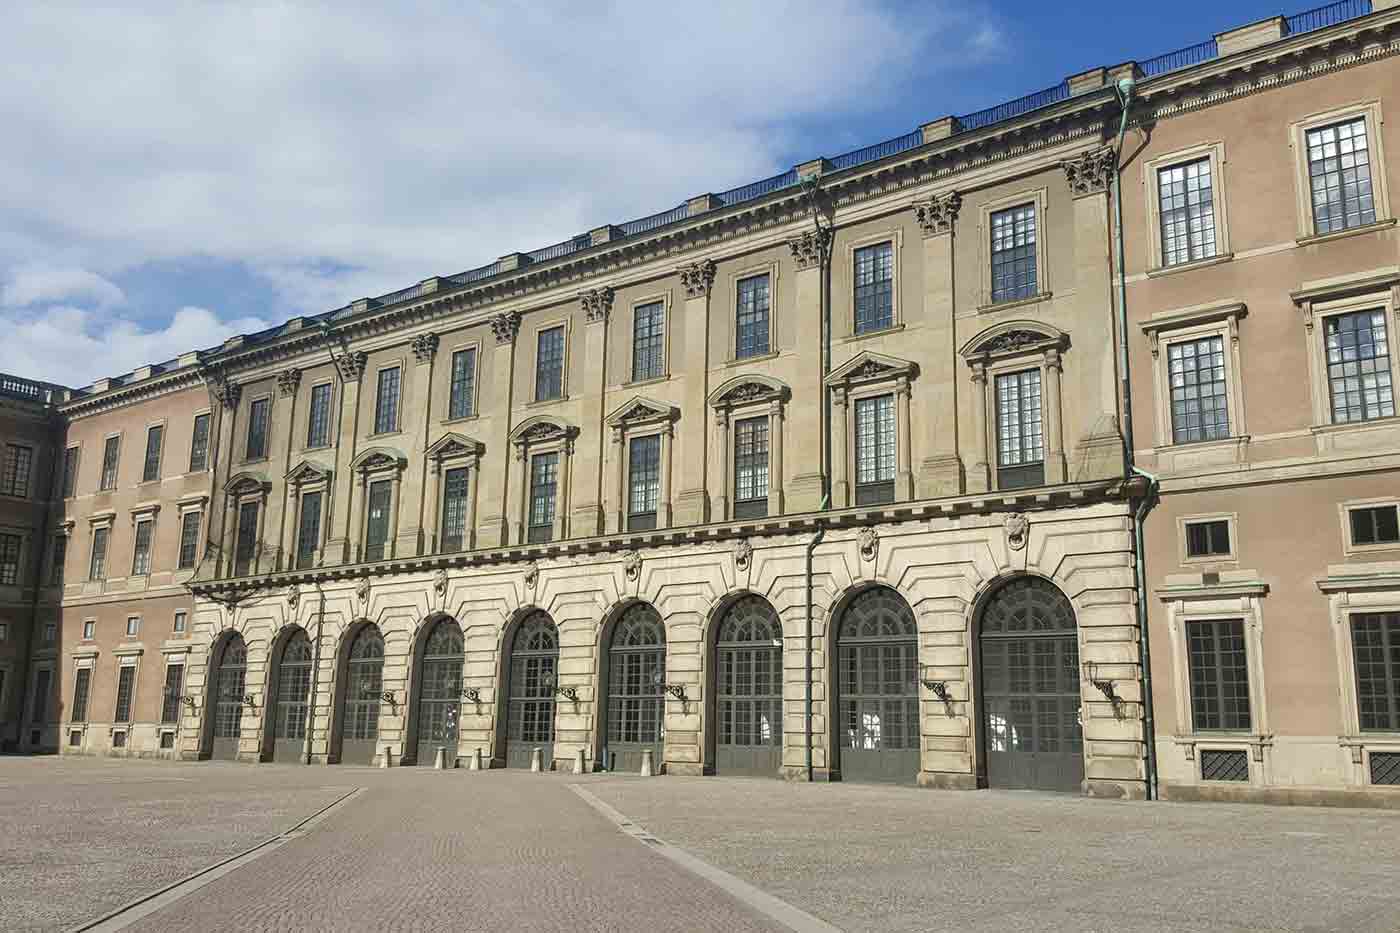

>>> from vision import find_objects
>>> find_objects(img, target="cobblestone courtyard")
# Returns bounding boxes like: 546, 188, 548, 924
4, 757, 1399, 932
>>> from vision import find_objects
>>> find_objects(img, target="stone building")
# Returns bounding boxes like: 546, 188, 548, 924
2, 1, 1396, 805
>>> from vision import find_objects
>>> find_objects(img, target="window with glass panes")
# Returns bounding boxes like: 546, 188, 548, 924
440, 468, 469, 552
1307, 117, 1377, 235
114, 665, 136, 723
173, 610, 187, 633
100, 436, 120, 490
296, 491, 322, 569
374, 367, 401, 434
234, 501, 259, 576
49, 535, 66, 586
854, 394, 895, 505
735, 274, 770, 359
535, 327, 565, 401
733, 416, 769, 519
1187, 619, 1251, 731
161, 663, 184, 724
245, 398, 270, 460
448, 349, 476, 420
131, 520, 153, 575
990, 203, 1037, 302
996, 369, 1044, 489
528, 452, 558, 543
89, 526, 109, 580
72, 667, 92, 723
1325, 309, 1394, 424
1168, 336, 1229, 443
189, 413, 210, 471
142, 425, 163, 482
364, 480, 391, 561
61, 446, 79, 497
1158, 158, 1217, 266
306, 383, 332, 447
1185, 519, 1231, 558
178, 510, 201, 570
1350, 505, 1400, 547
853, 242, 894, 334
627, 436, 660, 531
632, 302, 665, 381
1, 444, 32, 498
1351, 612, 1400, 731
0, 533, 20, 585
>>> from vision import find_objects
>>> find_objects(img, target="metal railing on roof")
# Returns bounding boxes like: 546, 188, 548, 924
1140, 38, 1220, 77
828, 130, 925, 172
527, 234, 592, 264
716, 169, 800, 206
958, 81, 1071, 132
1287, 0, 1371, 34
617, 204, 689, 236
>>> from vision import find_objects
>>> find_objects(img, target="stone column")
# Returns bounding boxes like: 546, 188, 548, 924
425, 461, 441, 553
967, 363, 990, 493
1044, 348, 1068, 483
913, 192, 965, 496
767, 400, 784, 517
513, 444, 530, 545
478, 313, 519, 548
609, 427, 626, 534
397, 333, 438, 557
787, 229, 831, 512
572, 291, 611, 537
674, 260, 715, 525
709, 410, 729, 522
658, 424, 673, 529
206, 374, 240, 577
830, 387, 849, 508
389, 470, 404, 559
554, 439, 573, 542
326, 351, 366, 564
274, 368, 301, 571
895, 376, 913, 502
355, 472, 369, 562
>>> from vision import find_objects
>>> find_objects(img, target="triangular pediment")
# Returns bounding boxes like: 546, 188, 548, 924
823, 351, 917, 387
707, 374, 789, 409
426, 431, 485, 461
605, 396, 678, 428
284, 460, 332, 486
350, 446, 407, 473
961, 320, 1068, 359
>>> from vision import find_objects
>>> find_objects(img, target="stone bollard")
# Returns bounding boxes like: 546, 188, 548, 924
470, 747, 483, 771
380, 746, 394, 769
639, 747, 654, 777
574, 748, 587, 774
530, 746, 543, 772
434, 746, 448, 770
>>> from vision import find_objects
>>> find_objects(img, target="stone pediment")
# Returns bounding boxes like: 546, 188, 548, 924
509, 415, 578, 447
960, 321, 1068, 359
707, 374, 789, 410
605, 396, 679, 428
426, 432, 485, 462
350, 446, 408, 474
224, 470, 271, 499
284, 460, 332, 487
823, 350, 918, 388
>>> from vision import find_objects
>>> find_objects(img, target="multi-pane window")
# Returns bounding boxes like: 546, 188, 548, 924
173, 610, 187, 633
114, 665, 136, 724
374, 367, 401, 434
1307, 117, 1377, 235
1187, 619, 1251, 731
0, 533, 20, 585
736, 274, 771, 359
234, 501, 259, 576
178, 510, 201, 570
100, 436, 120, 491
535, 327, 565, 401
142, 425, 163, 482
1185, 519, 1231, 559
89, 526, 110, 581
72, 668, 92, 723
296, 491, 322, 570
448, 349, 476, 420
1352, 612, 1400, 731
245, 398, 270, 460
1, 444, 33, 498
126, 616, 140, 637
364, 480, 391, 561
528, 452, 558, 544
1158, 158, 1217, 266
733, 416, 770, 519
131, 520, 153, 576
49, 535, 66, 586
61, 446, 79, 498
854, 394, 896, 506
632, 302, 665, 382
990, 203, 1037, 303
627, 436, 661, 532
440, 467, 469, 552
189, 413, 210, 472
83, 620, 94, 640
853, 242, 894, 334
161, 663, 184, 724
1168, 336, 1229, 443
306, 383, 332, 448
996, 369, 1044, 489
1325, 309, 1394, 424
1350, 505, 1400, 547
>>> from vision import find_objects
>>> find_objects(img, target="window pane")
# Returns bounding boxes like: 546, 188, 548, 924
246, 399, 269, 459
632, 302, 665, 382
374, 367, 401, 434
854, 394, 896, 488
114, 666, 136, 723
189, 413, 211, 472
234, 501, 259, 575
853, 242, 894, 334
101, 436, 120, 490
1158, 158, 1217, 266
297, 492, 322, 569
1185, 519, 1230, 558
0, 534, 20, 585
61, 447, 79, 497
161, 664, 184, 724
307, 384, 332, 447
535, 327, 565, 401
628, 435, 660, 526
1307, 117, 1377, 235
131, 520, 153, 575
49, 535, 66, 586
1168, 336, 1230, 443
529, 452, 559, 536
178, 510, 201, 570
733, 416, 770, 507
996, 369, 1044, 467
736, 275, 771, 359
72, 668, 92, 723
1, 444, 33, 498
1187, 619, 1251, 731
1352, 613, 1400, 731
89, 527, 109, 580
365, 480, 391, 561
449, 349, 476, 420
1326, 310, 1395, 424
990, 204, 1037, 302
440, 468, 469, 552
142, 425, 163, 482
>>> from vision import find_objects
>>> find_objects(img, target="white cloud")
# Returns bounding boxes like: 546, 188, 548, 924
1, 264, 125, 308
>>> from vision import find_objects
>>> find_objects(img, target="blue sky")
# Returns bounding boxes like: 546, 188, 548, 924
0, 1, 1296, 385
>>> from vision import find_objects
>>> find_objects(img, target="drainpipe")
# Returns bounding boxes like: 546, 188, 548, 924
304, 581, 326, 765
804, 518, 826, 782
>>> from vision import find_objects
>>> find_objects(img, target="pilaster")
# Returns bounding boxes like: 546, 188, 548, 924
396, 332, 438, 557
477, 312, 519, 548
325, 351, 366, 564
571, 289, 612, 537
914, 192, 965, 497
673, 260, 715, 526
786, 229, 831, 512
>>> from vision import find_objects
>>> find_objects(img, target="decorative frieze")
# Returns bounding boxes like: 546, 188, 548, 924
491, 311, 522, 345
412, 332, 439, 364
580, 287, 615, 324
787, 228, 832, 270
678, 259, 717, 298
913, 191, 962, 237
335, 351, 367, 383
276, 368, 301, 398
1063, 146, 1116, 198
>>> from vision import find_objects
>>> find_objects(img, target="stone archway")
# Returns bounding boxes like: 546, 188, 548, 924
831, 586, 920, 784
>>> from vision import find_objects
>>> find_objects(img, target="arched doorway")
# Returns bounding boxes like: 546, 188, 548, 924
977, 576, 1083, 792
338, 625, 384, 765
504, 611, 558, 769
714, 595, 783, 777
210, 632, 247, 761
412, 618, 464, 766
834, 586, 920, 783
605, 603, 665, 773
270, 629, 312, 763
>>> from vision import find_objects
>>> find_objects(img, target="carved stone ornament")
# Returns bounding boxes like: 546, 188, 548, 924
679, 259, 717, 298
210, 375, 242, 411
521, 421, 567, 445
857, 527, 878, 563
491, 311, 522, 345
852, 359, 890, 380
913, 191, 962, 237
433, 568, 448, 597
580, 287, 615, 324
975, 329, 1050, 355
734, 539, 753, 572
622, 549, 642, 581
286, 583, 300, 609
523, 561, 539, 590
336, 351, 368, 383
412, 332, 440, 364
718, 382, 773, 407
1063, 146, 1116, 198
1005, 513, 1029, 552
355, 575, 371, 604
277, 368, 302, 398
787, 227, 832, 270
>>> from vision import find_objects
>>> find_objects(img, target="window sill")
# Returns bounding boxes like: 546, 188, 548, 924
1296, 217, 1396, 248
841, 323, 904, 344
441, 414, 479, 427
726, 350, 778, 368
366, 431, 403, 441
527, 395, 569, 409
624, 374, 671, 390
977, 291, 1053, 314
240, 457, 270, 467
1146, 253, 1234, 279
1153, 434, 1250, 455
1311, 416, 1400, 437
301, 443, 333, 453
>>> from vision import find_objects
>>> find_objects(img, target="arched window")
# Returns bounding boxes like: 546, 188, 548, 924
340, 625, 384, 765
506, 611, 559, 769
715, 595, 783, 776
413, 618, 463, 766
271, 629, 312, 762
835, 587, 919, 783
606, 603, 665, 771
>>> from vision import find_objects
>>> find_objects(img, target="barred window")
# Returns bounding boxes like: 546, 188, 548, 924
1307, 118, 1377, 235
114, 665, 136, 723
161, 663, 184, 724
234, 501, 259, 576
733, 416, 769, 519
528, 452, 558, 543
990, 203, 1037, 303
627, 435, 660, 531
736, 274, 771, 359
854, 394, 895, 505
996, 369, 1044, 489
178, 510, 201, 570
440, 467, 469, 552
1325, 309, 1394, 424
1168, 336, 1229, 443
61, 446, 79, 498
364, 480, 391, 561
853, 241, 894, 334
1, 444, 33, 498
1352, 612, 1400, 731
131, 520, 153, 576
1187, 619, 1251, 731
245, 398, 270, 459
296, 491, 321, 570
142, 425, 163, 482
632, 302, 665, 382
1350, 505, 1400, 547
72, 667, 92, 723
535, 326, 565, 401
100, 436, 120, 491
89, 526, 109, 581
374, 367, 401, 434
0, 533, 20, 585
1158, 158, 1217, 266
306, 383, 332, 447
189, 413, 210, 472
49, 535, 66, 586
448, 348, 476, 420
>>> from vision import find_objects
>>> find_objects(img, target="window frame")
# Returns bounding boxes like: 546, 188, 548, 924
294, 489, 324, 570
993, 367, 1045, 491
1289, 101, 1392, 242
82, 619, 95, 641
173, 610, 188, 634
113, 659, 138, 725
141, 422, 165, 483
844, 231, 901, 338
1295, 286, 1400, 434
244, 395, 272, 461
707, 376, 788, 522
372, 364, 403, 436
532, 321, 569, 403
445, 343, 480, 422
363, 477, 393, 562
1321, 572, 1400, 779
728, 261, 779, 362
88, 519, 112, 582
527, 450, 561, 544
49, 533, 67, 587
1142, 141, 1232, 274
177, 507, 202, 571
1180, 513, 1238, 564
628, 294, 670, 385
1141, 300, 1248, 459
426, 432, 483, 554
305, 380, 335, 449
731, 414, 771, 520
0, 443, 34, 499
1340, 498, 1400, 557
625, 433, 662, 532
0, 531, 21, 587
1185, 618, 1253, 733
188, 411, 211, 473
60, 445, 80, 499
852, 392, 897, 506
978, 187, 1049, 309
130, 517, 154, 576
99, 434, 121, 492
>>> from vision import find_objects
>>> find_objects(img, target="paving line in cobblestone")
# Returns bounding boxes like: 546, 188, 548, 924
568, 783, 843, 933
68, 787, 364, 933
